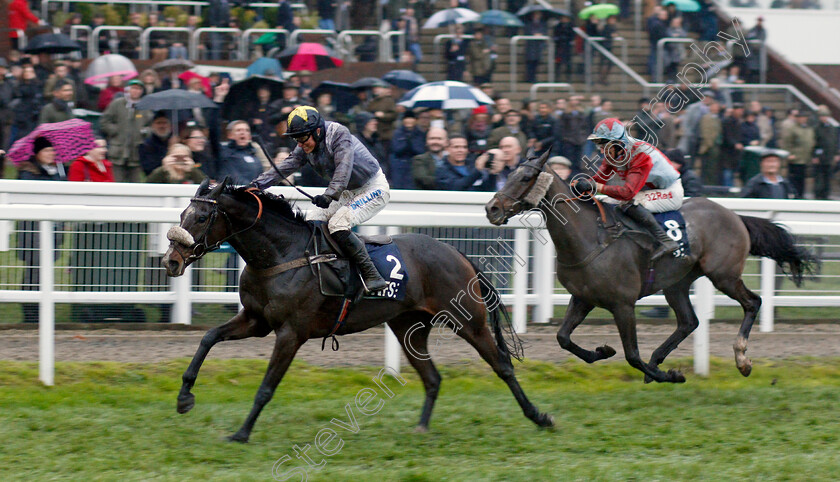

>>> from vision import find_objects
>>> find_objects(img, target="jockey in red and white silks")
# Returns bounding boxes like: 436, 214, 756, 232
580, 118, 681, 261
588, 118, 683, 213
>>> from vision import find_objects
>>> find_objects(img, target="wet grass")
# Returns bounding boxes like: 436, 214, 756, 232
2, 357, 840, 480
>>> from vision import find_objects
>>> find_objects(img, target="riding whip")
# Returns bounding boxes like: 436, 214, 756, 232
251, 134, 315, 201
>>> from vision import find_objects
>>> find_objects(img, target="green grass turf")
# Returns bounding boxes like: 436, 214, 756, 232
2, 357, 840, 481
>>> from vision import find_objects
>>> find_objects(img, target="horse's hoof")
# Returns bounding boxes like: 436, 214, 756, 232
738, 360, 753, 377
227, 432, 250, 443
536, 413, 555, 429
644, 374, 654, 384
176, 393, 195, 414
596, 345, 617, 359
414, 425, 429, 434
667, 369, 686, 383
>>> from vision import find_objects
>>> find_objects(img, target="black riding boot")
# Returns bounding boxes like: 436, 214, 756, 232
332, 230, 390, 293
624, 204, 679, 261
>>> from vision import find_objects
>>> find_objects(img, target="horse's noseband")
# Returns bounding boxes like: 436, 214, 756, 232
497, 162, 545, 219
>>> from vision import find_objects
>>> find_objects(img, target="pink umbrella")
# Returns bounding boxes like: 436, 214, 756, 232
178, 71, 212, 98
8, 119, 97, 166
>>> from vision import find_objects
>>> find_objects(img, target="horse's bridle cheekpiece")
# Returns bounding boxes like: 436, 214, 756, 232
168, 188, 264, 262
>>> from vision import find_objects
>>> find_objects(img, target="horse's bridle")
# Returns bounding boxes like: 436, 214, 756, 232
496, 161, 603, 222
171, 188, 264, 263
495, 162, 547, 220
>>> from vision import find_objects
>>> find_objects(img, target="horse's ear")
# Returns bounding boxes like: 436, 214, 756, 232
525, 147, 536, 160
209, 177, 228, 198
197, 177, 210, 196
535, 148, 551, 167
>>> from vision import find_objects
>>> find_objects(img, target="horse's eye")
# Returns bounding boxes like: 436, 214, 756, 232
196, 215, 208, 223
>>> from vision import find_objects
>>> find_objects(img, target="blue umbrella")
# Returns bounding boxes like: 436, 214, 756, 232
246, 57, 284, 78
476, 9, 525, 27
662, 0, 701, 12
398, 81, 494, 110
382, 70, 427, 90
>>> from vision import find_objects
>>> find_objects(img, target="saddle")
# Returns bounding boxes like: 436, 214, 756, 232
597, 204, 656, 253
310, 222, 396, 303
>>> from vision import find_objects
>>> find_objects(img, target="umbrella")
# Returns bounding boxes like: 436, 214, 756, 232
276, 42, 343, 71
83, 54, 138, 87
309, 81, 359, 112
222, 75, 285, 120
23, 33, 82, 54
178, 71, 213, 98
382, 70, 427, 90
474, 9, 525, 27
422, 8, 480, 29
516, 5, 571, 19
350, 77, 391, 90
8, 119, 96, 166
398, 80, 494, 110
662, 0, 701, 12
254, 33, 279, 45
151, 58, 195, 71
578, 4, 620, 19
246, 57, 284, 77
135, 89, 218, 137
136, 89, 217, 111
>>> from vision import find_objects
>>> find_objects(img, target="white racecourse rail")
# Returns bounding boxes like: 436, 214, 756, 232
1, 180, 838, 385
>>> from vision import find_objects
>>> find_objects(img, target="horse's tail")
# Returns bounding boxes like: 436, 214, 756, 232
462, 254, 525, 363
739, 215, 817, 287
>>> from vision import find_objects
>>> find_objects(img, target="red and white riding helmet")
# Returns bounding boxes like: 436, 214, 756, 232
587, 118, 628, 143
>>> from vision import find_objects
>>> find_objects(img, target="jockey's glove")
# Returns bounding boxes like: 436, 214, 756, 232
312, 194, 333, 209
248, 180, 267, 191
571, 178, 595, 195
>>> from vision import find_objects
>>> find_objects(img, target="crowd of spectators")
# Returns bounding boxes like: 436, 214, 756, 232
1, 0, 838, 201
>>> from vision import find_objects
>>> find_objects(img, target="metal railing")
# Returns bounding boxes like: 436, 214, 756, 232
2, 181, 839, 384
335, 30, 382, 62
140, 27, 190, 60
42, 0, 207, 18
529, 83, 575, 100
509, 35, 555, 92
190, 27, 242, 60
577, 27, 648, 94
68, 25, 91, 42
383, 30, 406, 63
574, 27, 833, 123
433, 34, 474, 79
289, 29, 337, 48
655, 38, 697, 84
793, 62, 840, 103
89, 26, 141, 59
239, 28, 289, 60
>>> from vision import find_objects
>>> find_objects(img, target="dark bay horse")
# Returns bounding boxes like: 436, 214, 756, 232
163, 179, 553, 442
485, 150, 815, 383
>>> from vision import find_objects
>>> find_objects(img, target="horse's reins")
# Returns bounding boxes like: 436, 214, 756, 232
499, 163, 608, 224
172, 187, 265, 262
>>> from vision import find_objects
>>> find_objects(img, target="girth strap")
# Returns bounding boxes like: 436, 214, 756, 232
245, 254, 338, 278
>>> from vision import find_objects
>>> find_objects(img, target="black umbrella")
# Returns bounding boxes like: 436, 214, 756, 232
135, 89, 218, 137
349, 77, 391, 90
222, 75, 285, 120
151, 58, 195, 71
382, 70, 427, 90
516, 4, 571, 18
24, 33, 83, 54
309, 81, 359, 112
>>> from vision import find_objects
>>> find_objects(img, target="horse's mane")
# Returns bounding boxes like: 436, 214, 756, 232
203, 183, 309, 226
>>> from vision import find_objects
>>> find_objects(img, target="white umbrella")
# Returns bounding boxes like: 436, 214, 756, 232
83, 54, 138, 87
398, 81, 494, 110
422, 8, 480, 29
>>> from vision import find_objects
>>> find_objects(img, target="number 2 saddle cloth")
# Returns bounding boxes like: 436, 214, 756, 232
310, 222, 409, 303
